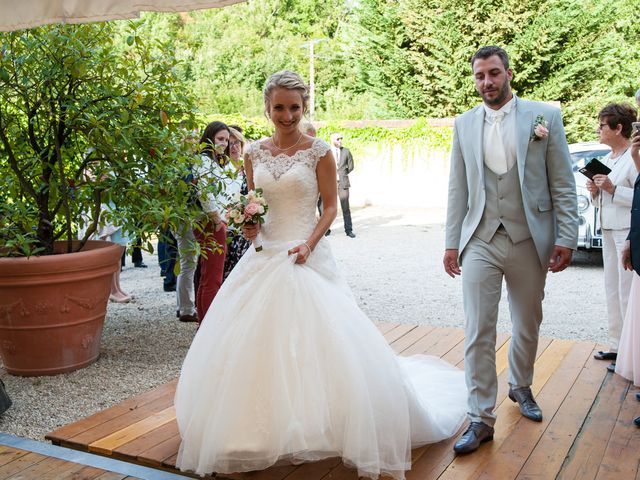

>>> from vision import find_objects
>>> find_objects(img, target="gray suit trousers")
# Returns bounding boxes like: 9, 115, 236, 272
461, 230, 547, 426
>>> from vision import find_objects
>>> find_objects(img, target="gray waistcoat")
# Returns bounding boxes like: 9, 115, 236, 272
474, 165, 532, 244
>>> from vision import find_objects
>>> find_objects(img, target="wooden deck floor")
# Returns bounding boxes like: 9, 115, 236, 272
0, 432, 190, 479
46, 323, 640, 480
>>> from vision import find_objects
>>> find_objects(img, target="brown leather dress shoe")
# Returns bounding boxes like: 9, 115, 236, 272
453, 422, 494, 454
509, 386, 543, 422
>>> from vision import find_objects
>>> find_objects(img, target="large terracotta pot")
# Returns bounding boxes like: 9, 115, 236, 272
0, 241, 122, 376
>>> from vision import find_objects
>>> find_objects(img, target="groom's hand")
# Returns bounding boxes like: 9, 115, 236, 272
548, 245, 572, 272
443, 249, 461, 278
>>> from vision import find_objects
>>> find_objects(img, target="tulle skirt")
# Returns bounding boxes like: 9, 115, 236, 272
175, 238, 467, 479
616, 272, 640, 386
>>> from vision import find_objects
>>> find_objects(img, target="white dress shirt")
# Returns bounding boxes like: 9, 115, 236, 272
333, 146, 340, 180
483, 96, 518, 174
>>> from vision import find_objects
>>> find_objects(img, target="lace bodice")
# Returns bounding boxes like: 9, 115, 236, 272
247, 138, 330, 243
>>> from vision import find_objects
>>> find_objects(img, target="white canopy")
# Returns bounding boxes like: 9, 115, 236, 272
0, 0, 245, 32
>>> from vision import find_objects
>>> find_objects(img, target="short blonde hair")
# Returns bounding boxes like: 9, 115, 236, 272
229, 127, 245, 147
263, 70, 310, 117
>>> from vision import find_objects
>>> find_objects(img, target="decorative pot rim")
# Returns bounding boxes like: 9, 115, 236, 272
0, 240, 122, 277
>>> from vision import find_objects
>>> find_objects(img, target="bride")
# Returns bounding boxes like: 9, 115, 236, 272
175, 71, 468, 480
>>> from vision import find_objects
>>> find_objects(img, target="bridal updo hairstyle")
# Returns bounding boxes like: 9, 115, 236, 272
263, 70, 310, 117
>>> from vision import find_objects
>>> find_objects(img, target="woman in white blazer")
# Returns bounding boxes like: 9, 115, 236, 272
587, 103, 639, 367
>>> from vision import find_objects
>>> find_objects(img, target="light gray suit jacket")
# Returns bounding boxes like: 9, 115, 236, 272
445, 97, 578, 268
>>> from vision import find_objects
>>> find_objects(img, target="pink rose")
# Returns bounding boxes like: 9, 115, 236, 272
245, 202, 260, 216
534, 124, 549, 139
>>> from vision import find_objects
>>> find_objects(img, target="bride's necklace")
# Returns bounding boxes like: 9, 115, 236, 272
272, 132, 303, 151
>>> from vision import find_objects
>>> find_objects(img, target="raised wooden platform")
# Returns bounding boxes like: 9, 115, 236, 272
0, 432, 190, 479
46, 323, 640, 479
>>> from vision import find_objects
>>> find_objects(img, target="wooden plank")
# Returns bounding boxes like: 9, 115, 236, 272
517, 345, 608, 479
46, 380, 178, 444
438, 333, 465, 367
113, 421, 178, 460
401, 327, 459, 356
405, 433, 462, 480
58, 465, 108, 479
557, 366, 630, 479
494, 339, 511, 376
493, 337, 553, 414
391, 325, 436, 354
475, 340, 593, 480
595, 381, 640, 479
161, 454, 178, 469
443, 332, 511, 369
43, 326, 634, 480
137, 433, 181, 467
0, 452, 47, 478
375, 322, 399, 335
407, 333, 512, 480
89, 407, 176, 455
222, 464, 297, 480
310, 462, 357, 479
278, 457, 341, 480
436, 338, 573, 480
420, 328, 465, 358
37, 459, 104, 480
64, 391, 176, 450
92, 473, 129, 480
3, 455, 68, 479
383, 323, 418, 344
0, 447, 29, 469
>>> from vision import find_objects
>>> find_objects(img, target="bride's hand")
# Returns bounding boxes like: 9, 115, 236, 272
242, 222, 260, 241
288, 243, 312, 264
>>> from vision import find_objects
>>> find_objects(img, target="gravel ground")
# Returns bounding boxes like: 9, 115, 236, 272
0, 205, 606, 441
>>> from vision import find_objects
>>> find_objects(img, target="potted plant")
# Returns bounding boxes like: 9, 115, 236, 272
0, 21, 200, 375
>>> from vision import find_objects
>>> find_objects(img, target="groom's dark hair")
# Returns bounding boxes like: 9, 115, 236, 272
471, 46, 510, 70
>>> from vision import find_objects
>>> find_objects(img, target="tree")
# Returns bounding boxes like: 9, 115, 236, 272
0, 22, 201, 256
349, 0, 640, 140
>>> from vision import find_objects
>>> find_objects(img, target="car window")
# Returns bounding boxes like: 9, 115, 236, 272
570, 150, 610, 172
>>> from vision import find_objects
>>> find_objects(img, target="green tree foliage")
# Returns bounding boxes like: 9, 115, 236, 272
350, 0, 640, 141
0, 22, 200, 256
131, 1, 350, 118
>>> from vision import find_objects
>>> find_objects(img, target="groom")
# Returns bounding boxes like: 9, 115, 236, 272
444, 46, 578, 454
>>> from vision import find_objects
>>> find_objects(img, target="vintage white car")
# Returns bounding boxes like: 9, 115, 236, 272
569, 141, 611, 250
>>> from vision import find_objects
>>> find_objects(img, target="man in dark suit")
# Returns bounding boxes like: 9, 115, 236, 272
620, 125, 640, 427
331, 132, 356, 238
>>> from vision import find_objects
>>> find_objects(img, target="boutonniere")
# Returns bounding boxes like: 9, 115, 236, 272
530, 114, 549, 142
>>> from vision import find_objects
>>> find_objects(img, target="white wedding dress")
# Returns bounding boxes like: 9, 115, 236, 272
175, 138, 467, 480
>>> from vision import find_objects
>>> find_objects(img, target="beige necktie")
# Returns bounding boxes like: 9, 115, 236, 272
485, 111, 507, 175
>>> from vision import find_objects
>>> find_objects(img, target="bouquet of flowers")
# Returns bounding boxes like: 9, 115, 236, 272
226, 188, 269, 252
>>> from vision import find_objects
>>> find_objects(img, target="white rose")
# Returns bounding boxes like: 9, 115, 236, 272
257, 205, 265, 214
